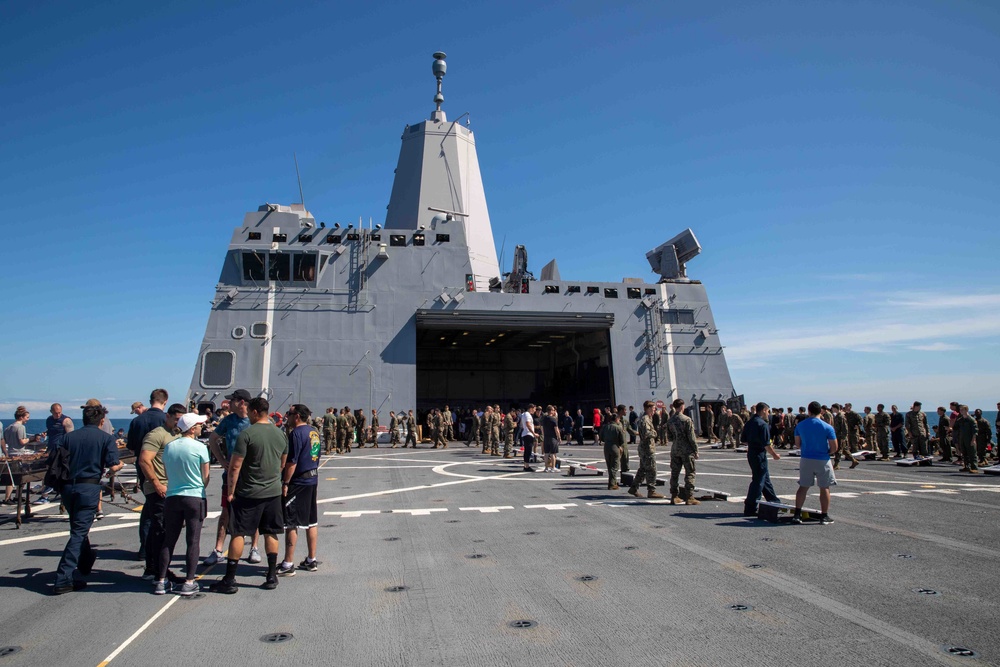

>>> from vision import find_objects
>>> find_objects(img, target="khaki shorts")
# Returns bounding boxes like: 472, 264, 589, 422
799, 458, 837, 488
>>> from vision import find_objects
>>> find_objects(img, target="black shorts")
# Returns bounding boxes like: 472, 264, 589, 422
283, 484, 318, 529
228, 495, 284, 537
543, 440, 559, 455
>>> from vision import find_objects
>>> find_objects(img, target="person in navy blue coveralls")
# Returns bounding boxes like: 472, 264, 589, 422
53, 404, 123, 594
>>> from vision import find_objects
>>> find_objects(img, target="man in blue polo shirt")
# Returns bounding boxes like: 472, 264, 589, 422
792, 401, 838, 525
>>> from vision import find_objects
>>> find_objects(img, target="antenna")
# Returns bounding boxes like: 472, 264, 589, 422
498, 232, 507, 270
294, 152, 305, 208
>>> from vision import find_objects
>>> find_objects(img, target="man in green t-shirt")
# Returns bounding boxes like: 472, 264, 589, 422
210, 397, 287, 594
138, 403, 185, 583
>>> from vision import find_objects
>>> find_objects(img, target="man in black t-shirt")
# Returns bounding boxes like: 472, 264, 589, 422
741, 402, 781, 516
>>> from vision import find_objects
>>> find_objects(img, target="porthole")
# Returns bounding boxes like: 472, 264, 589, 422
232, 326, 247, 339
250, 322, 269, 338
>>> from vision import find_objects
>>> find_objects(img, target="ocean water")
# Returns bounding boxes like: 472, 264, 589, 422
11, 417, 133, 438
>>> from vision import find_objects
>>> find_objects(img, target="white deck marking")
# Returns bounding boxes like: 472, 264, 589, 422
322, 510, 383, 518
459, 506, 514, 513
0, 521, 139, 547
391, 508, 448, 516
524, 503, 577, 510
97, 594, 181, 667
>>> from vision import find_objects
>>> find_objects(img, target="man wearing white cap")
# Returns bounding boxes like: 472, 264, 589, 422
156, 413, 211, 596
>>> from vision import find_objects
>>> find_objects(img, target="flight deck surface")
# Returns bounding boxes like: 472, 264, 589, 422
1, 445, 996, 666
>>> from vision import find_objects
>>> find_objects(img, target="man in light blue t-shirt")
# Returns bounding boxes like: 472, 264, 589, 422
792, 401, 838, 525
157, 414, 211, 596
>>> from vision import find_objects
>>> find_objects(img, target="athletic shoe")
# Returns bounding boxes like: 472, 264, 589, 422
208, 578, 239, 594
790, 512, 803, 525
299, 558, 318, 572
523, 466, 535, 472
818, 515, 834, 525
261, 576, 278, 590
247, 547, 262, 564
153, 580, 172, 595
95, 511, 105, 520
175, 581, 199, 596
276, 562, 296, 577
203, 549, 224, 565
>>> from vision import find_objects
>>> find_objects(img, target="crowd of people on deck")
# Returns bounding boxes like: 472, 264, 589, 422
2, 391, 996, 595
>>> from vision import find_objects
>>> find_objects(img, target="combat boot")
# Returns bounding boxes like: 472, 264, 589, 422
627, 487, 641, 498
670, 496, 683, 505
608, 483, 619, 490
685, 497, 701, 505
648, 490, 666, 499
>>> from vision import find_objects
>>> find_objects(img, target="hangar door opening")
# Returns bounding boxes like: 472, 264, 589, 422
415, 310, 614, 411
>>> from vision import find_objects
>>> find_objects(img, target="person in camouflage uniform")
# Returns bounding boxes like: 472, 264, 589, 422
404, 410, 417, 448
346, 408, 357, 451
728, 409, 745, 450
355, 409, 367, 449
388, 411, 400, 448
336, 407, 350, 453
442, 406, 454, 442
862, 407, 875, 451
369, 409, 379, 447
905, 402, 929, 459
703, 406, 716, 443
974, 409, 992, 466
831, 404, 856, 470
935, 407, 952, 461
489, 406, 501, 456
955, 405, 979, 472
467, 409, 481, 447
430, 408, 447, 449
601, 412, 626, 490
844, 403, 862, 453
874, 404, 891, 460
480, 406, 492, 454
667, 399, 699, 505
322, 407, 337, 454
718, 409, 731, 447
628, 401, 666, 499
503, 409, 516, 458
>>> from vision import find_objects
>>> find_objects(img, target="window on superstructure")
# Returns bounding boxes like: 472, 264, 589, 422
293, 253, 317, 282
242, 252, 266, 282
604, 288, 619, 298
661, 309, 695, 325
626, 287, 641, 299
201, 350, 235, 389
269, 253, 290, 281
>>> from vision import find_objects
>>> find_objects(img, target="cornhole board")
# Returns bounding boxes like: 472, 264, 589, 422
693, 486, 729, 500
980, 464, 1000, 476
619, 472, 665, 487
853, 450, 878, 461
896, 457, 933, 467
565, 461, 604, 476
786, 450, 801, 457
735, 445, 748, 453
757, 501, 821, 523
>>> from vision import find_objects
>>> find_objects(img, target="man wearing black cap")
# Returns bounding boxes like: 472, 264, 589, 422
126, 389, 168, 561
53, 405, 123, 594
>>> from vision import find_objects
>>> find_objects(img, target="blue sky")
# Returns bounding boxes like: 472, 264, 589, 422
2, 1, 998, 417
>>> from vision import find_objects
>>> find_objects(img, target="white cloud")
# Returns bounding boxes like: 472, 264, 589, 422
908, 342, 962, 352
886, 292, 1000, 310
726, 311, 1000, 361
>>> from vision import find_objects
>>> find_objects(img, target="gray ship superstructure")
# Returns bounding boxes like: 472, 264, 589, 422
186, 53, 737, 430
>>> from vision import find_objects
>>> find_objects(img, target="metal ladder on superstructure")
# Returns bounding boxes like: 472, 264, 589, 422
348, 230, 371, 311
643, 299, 665, 389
